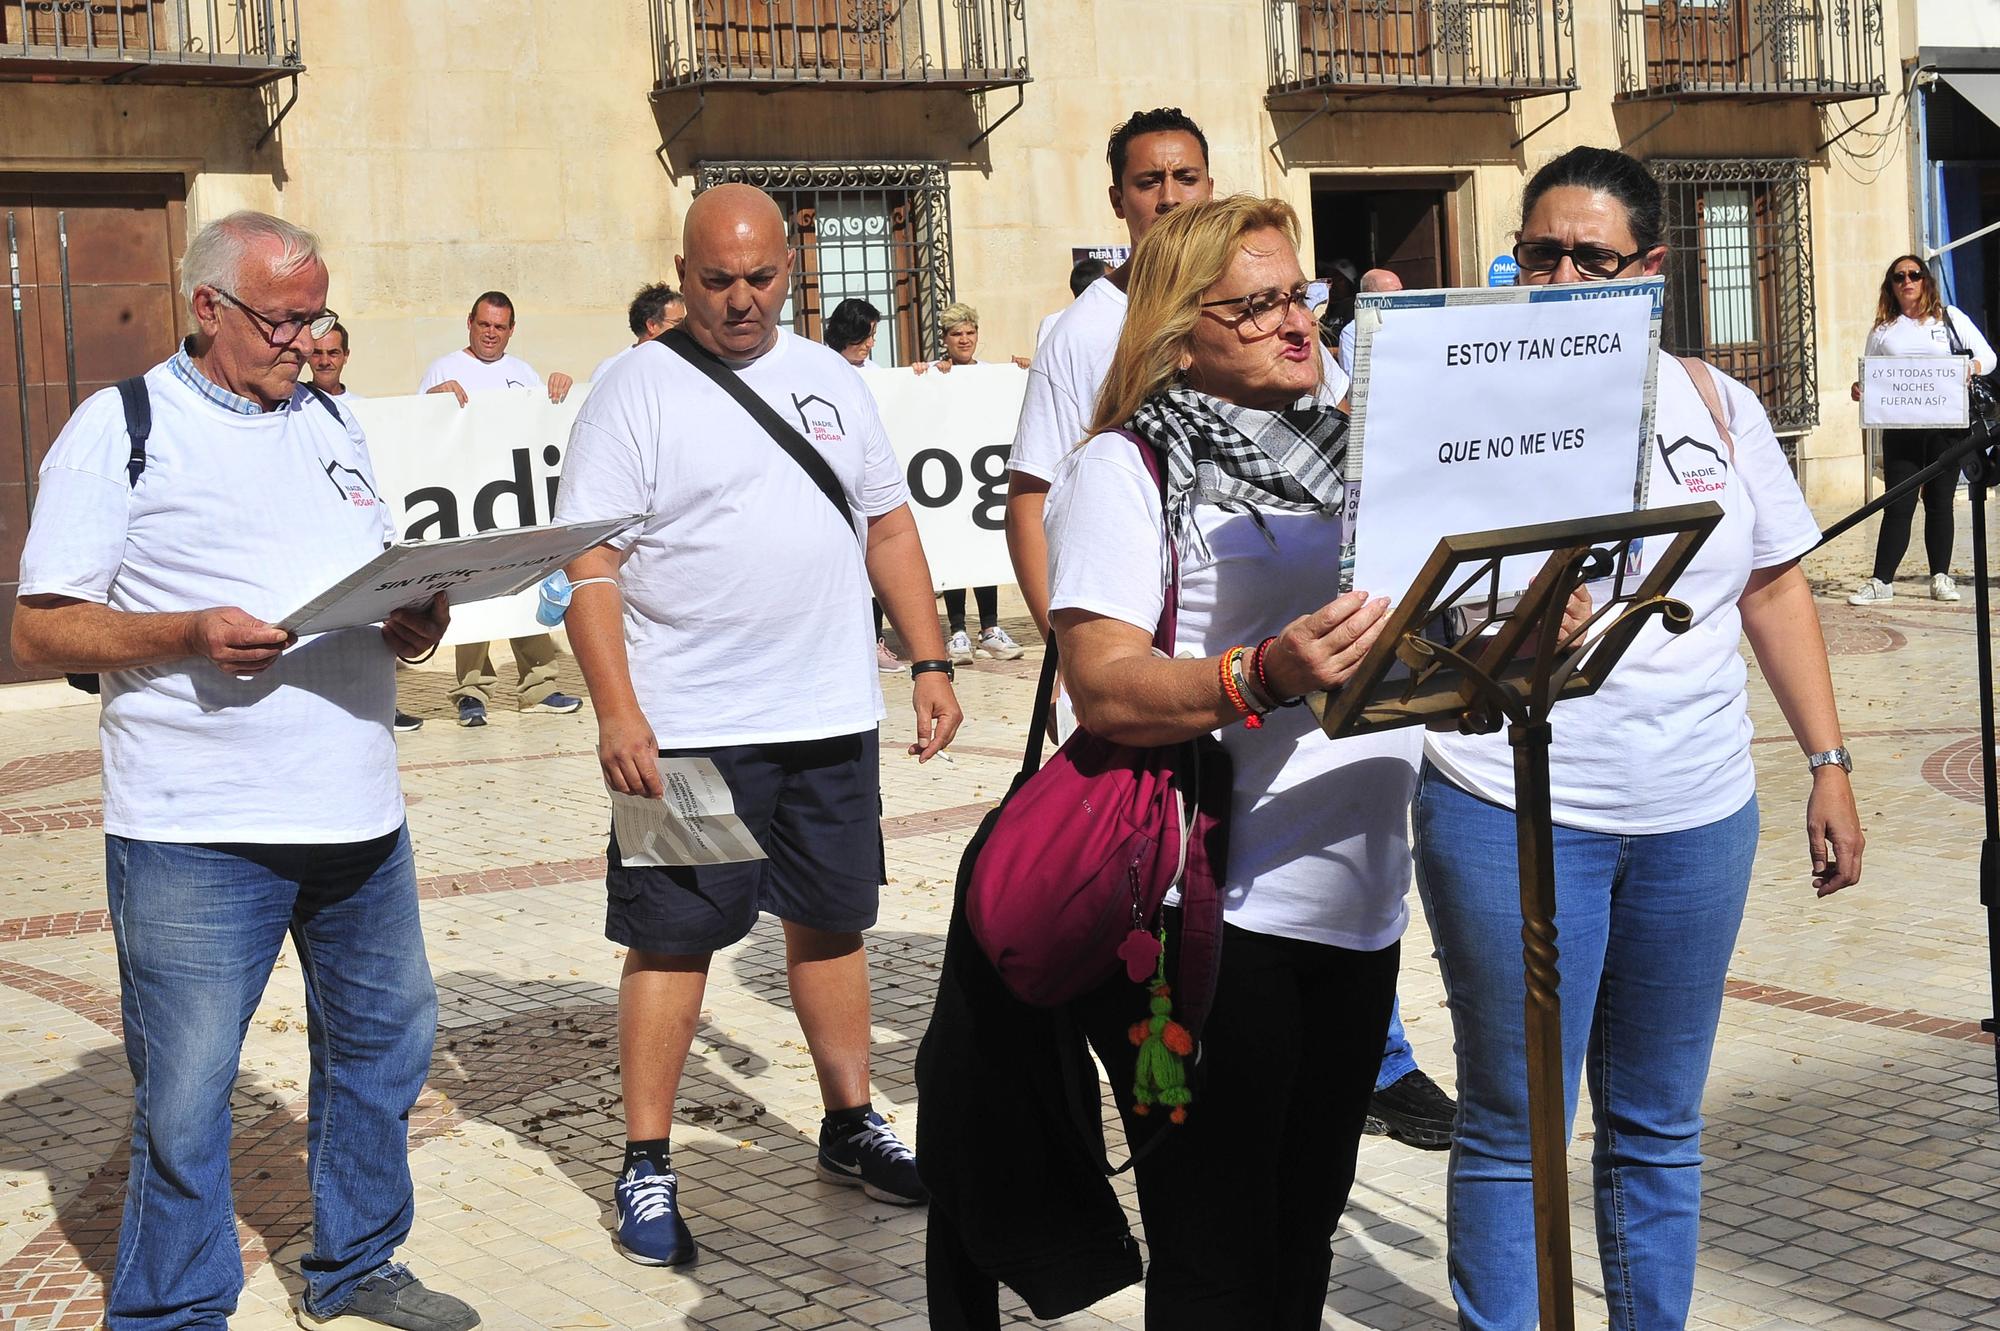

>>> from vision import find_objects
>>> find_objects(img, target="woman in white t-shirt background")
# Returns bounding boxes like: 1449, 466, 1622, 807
927, 301, 1030, 663
1847, 255, 1995, 605
1413, 147, 1865, 1331
1046, 195, 1415, 1325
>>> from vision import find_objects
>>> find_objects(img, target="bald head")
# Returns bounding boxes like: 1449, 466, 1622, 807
676, 184, 794, 360
1359, 267, 1403, 294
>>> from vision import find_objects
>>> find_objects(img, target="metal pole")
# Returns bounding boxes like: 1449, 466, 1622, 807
1509, 714, 1576, 1331
56, 211, 77, 412
1967, 471, 2000, 1108
7, 211, 33, 499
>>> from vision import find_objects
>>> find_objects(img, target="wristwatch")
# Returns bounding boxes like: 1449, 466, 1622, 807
910, 659, 955, 682
1806, 747, 1853, 774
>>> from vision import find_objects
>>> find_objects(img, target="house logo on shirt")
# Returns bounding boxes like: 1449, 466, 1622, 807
1659, 434, 1729, 496
792, 394, 846, 445
323, 461, 381, 508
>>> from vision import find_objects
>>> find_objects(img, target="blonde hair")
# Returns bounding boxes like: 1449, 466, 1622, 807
939, 302, 979, 331
1087, 195, 1308, 438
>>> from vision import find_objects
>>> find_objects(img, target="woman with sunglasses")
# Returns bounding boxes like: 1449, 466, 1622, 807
1414, 146, 1864, 1330
1847, 255, 1995, 604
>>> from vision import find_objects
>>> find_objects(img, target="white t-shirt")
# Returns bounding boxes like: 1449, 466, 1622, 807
1866, 306, 1996, 374
1010, 278, 1351, 482
1425, 360, 1822, 834
1338, 320, 1356, 372
19, 363, 402, 843
1035, 308, 1064, 353
418, 348, 543, 394
553, 330, 910, 746
1045, 431, 1421, 951
591, 344, 638, 386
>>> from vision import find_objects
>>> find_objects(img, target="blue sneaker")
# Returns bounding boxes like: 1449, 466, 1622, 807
523, 691, 584, 715
455, 698, 486, 728
817, 1111, 928, 1206
614, 1158, 695, 1266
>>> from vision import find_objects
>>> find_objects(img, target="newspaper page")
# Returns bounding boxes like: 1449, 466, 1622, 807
610, 757, 769, 867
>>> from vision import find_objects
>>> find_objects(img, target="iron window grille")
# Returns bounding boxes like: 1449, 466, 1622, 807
0, 0, 302, 84
1613, 0, 1885, 102
695, 161, 955, 365
1266, 0, 1578, 102
1653, 158, 1818, 437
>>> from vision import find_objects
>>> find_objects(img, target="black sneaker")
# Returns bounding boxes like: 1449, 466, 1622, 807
295, 1263, 479, 1330
393, 710, 424, 733
1364, 1068, 1457, 1151
817, 1110, 928, 1205
455, 698, 486, 728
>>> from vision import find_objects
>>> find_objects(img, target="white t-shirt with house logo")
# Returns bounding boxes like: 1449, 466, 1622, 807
1425, 359, 1822, 834
554, 330, 911, 747
418, 348, 544, 394
19, 363, 403, 843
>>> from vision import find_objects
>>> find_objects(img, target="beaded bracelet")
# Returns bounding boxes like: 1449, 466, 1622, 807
1219, 645, 1266, 729
1251, 635, 1305, 708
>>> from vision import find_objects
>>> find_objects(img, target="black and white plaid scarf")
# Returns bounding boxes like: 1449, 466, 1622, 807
1127, 385, 1350, 562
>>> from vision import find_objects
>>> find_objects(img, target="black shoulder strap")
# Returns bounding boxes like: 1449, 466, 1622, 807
303, 382, 343, 420
115, 376, 150, 487
654, 327, 852, 530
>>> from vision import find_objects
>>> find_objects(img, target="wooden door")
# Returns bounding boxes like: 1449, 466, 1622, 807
1644, 0, 1749, 88
697, 0, 902, 77
1, 0, 161, 52
1373, 190, 1446, 289
0, 174, 184, 684
1300, 0, 1434, 85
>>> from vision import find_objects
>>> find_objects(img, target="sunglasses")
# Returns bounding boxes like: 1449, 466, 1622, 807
1892, 270, 1926, 285
1513, 240, 1653, 281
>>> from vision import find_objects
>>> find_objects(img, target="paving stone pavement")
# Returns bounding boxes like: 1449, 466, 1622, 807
5, 502, 2000, 1331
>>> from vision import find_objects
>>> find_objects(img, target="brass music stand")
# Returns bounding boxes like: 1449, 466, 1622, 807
1313, 500, 1724, 1330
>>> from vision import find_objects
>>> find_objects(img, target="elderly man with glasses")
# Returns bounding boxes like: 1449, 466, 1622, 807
11, 211, 475, 1331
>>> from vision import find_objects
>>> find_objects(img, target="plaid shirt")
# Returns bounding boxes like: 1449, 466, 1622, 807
169, 343, 291, 416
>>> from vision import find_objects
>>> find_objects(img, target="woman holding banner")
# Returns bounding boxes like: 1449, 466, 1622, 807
929, 301, 1031, 662
1412, 146, 1865, 1331
1846, 255, 1995, 605
1043, 195, 1415, 1326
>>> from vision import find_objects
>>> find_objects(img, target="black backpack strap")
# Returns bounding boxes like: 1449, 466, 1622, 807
654, 327, 852, 531
114, 376, 151, 487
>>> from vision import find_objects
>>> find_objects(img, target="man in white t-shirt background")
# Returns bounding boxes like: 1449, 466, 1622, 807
11, 211, 472, 1331
418, 290, 587, 726
1034, 256, 1110, 354
419, 290, 574, 406
554, 184, 964, 1267
1005, 107, 1216, 639
591, 282, 686, 385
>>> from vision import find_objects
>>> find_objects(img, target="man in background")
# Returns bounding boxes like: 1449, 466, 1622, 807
1337, 267, 1403, 370
591, 283, 686, 384
1034, 256, 1108, 353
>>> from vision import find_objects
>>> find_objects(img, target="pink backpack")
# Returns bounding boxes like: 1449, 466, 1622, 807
964, 431, 1229, 1033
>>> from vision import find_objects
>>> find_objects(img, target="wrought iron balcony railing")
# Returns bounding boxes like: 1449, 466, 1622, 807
653, 0, 1029, 92
1267, 0, 1577, 101
0, 0, 298, 84
1615, 0, 1884, 102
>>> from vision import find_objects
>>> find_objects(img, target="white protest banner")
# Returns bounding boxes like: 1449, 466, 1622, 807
352, 365, 1024, 641
1858, 355, 1968, 430
349, 387, 588, 644
862, 362, 1025, 591
1342, 276, 1663, 606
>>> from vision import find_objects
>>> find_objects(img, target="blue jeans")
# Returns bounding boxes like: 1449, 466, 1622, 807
1410, 764, 1757, 1331
105, 827, 437, 1330
1376, 997, 1417, 1092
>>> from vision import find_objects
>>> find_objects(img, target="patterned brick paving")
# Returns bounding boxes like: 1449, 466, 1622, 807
0, 750, 99, 801
1921, 735, 1991, 806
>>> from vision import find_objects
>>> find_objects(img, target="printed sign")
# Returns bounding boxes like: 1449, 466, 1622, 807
352, 368, 1023, 640
1487, 253, 1519, 287
1071, 245, 1132, 269
1342, 276, 1664, 606
1858, 355, 1969, 430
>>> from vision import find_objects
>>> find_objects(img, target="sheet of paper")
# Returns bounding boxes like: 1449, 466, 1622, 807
276, 512, 645, 637
1858, 355, 1969, 430
610, 757, 770, 867
1341, 277, 1662, 607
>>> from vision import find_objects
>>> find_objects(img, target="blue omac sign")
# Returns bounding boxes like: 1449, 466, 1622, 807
1488, 253, 1519, 287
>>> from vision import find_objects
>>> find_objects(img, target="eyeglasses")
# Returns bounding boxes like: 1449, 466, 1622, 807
1892, 270, 1926, 285
1199, 282, 1313, 333
1512, 239, 1653, 281
212, 289, 339, 347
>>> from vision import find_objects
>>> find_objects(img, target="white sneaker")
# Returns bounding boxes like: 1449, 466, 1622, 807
876, 638, 905, 674
1847, 578, 1894, 606
979, 626, 1025, 660
1932, 573, 1961, 602
946, 629, 975, 664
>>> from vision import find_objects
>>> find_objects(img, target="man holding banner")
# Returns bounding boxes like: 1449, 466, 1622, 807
554, 183, 963, 1267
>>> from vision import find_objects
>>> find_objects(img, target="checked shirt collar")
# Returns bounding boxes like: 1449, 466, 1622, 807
170, 337, 294, 416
